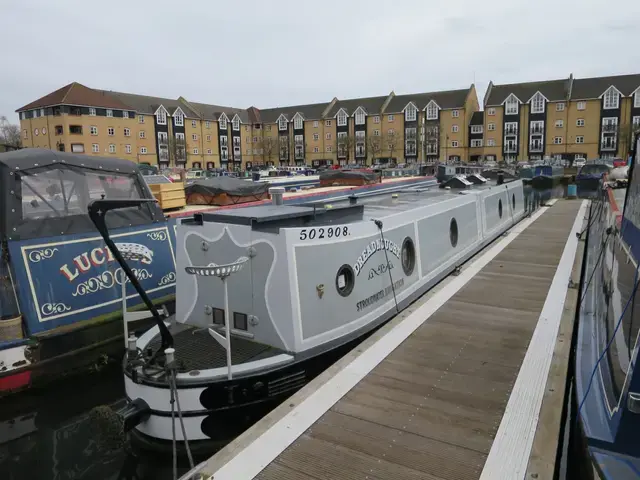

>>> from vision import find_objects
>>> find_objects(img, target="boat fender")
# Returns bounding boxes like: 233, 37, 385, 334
120, 397, 151, 432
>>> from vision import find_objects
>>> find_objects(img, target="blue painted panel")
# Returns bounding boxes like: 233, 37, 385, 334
8, 220, 177, 335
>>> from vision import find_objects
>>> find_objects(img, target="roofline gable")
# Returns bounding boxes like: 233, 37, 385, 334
501, 93, 523, 105
231, 113, 242, 123
599, 85, 624, 98
631, 85, 640, 97
402, 101, 418, 112
218, 112, 229, 122
172, 106, 185, 118
351, 106, 368, 116
527, 91, 549, 103
422, 99, 441, 111
291, 112, 305, 121
153, 105, 169, 116
276, 113, 288, 123
333, 107, 348, 118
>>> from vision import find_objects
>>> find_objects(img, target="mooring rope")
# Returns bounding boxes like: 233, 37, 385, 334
372, 219, 399, 313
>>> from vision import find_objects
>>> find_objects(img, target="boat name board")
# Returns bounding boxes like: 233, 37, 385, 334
356, 278, 405, 311
353, 238, 401, 276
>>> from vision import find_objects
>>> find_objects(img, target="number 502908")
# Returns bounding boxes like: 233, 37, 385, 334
299, 226, 349, 240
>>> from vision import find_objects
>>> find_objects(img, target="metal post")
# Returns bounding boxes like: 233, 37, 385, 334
121, 269, 128, 348
223, 277, 232, 380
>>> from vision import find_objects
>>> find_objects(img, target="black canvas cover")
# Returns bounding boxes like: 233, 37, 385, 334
319, 170, 379, 183
185, 177, 269, 198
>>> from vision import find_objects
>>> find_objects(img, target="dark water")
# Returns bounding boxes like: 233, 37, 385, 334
0, 366, 201, 480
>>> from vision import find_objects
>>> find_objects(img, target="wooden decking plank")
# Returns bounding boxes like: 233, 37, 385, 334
254, 461, 323, 480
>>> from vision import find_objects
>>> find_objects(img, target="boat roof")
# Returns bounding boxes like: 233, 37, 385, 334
0, 148, 139, 174
192, 179, 518, 229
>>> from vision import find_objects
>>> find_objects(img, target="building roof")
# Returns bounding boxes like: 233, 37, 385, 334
470, 111, 484, 125
571, 73, 640, 100
101, 91, 200, 117
325, 95, 390, 117
485, 78, 569, 106
259, 101, 332, 123
186, 102, 250, 123
16, 82, 133, 112
385, 87, 471, 113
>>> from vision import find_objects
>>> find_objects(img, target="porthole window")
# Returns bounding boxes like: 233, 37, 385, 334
450, 218, 458, 248
401, 237, 416, 276
498, 199, 503, 218
512, 193, 516, 211
336, 264, 355, 297
233, 312, 248, 331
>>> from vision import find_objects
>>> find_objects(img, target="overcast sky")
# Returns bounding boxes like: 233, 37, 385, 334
2, 0, 639, 122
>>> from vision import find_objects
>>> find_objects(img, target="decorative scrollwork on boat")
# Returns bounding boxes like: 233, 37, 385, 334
147, 231, 168, 241
28, 248, 59, 263
368, 261, 394, 280
158, 272, 176, 286
72, 268, 153, 296
41, 302, 71, 316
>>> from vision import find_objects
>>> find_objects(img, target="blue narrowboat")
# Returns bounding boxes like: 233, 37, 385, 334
0, 149, 177, 394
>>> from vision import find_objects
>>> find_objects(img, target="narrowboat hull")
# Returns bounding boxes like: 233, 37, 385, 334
124, 178, 529, 449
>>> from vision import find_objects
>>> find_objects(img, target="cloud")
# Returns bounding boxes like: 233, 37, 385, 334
1, 0, 639, 122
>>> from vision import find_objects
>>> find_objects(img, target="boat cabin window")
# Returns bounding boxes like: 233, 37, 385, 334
579, 164, 610, 175
19, 167, 143, 221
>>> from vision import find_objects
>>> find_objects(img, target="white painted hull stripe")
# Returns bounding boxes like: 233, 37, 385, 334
479, 200, 587, 479
211, 201, 556, 480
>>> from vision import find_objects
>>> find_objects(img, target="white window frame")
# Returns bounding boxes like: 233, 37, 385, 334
373, 116, 380, 124
488, 123, 496, 131
505, 94, 519, 115
487, 108, 496, 116
471, 125, 483, 134
293, 115, 303, 130
374, 129, 380, 136
487, 139, 496, 146
388, 114, 394, 122
108, 127, 114, 136
139, 131, 145, 139
90, 126, 98, 135
313, 147, 319, 153
140, 147, 147, 154
125, 144, 131, 153
635, 92, 640, 108
156, 109, 167, 125
106, 109, 113, 118
471, 139, 483, 147
192, 120, 197, 128
452, 110, 459, 118
325, 133, 332, 140
576, 136, 584, 144
556, 103, 565, 112
325, 120, 332, 127
219, 115, 228, 130
92, 143, 99, 153
123, 111, 129, 119
451, 140, 459, 147
337, 110, 348, 127
553, 136, 563, 144
89, 108, 96, 116
603, 87, 620, 109
124, 128, 130, 137
326, 145, 332, 152
313, 133, 319, 140
633, 116, 640, 127
189, 134, 196, 141
138, 115, 145, 123
109, 144, 116, 153
313, 120, 319, 127
174, 111, 184, 126
355, 109, 366, 125
451, 125, 459, 133
388, 129, 394, 136
576, 119, 585, 127
205, 121, 210, 128
206, 135, 211, 141
577, 101, 586, 111
232, 117, 240, 131
278, 116, 288, 131
531, 92, 545, 114
404, 104, 417, 122
193, 148, 199, 154
207, 148, 212, 154
555, 120, 563, 128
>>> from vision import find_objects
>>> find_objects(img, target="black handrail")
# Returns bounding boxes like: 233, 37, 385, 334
87, 198, 173, 351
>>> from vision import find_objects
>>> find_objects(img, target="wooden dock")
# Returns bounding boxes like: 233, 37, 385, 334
193, 200, 588, 480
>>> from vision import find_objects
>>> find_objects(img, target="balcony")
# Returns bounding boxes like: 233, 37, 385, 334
426, 144, 438, 155
530, 125, 543, 134
505, 143, 518, 153
601, 139, 617, 150
356, 147, 365, 157
406, 142, 417, 156
505, 127, 518, 136
295, 148, 304, 159
530, 142, 543, 152
602, 124, 618, 133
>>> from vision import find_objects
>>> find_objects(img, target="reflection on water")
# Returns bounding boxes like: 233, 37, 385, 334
0, 366, 199, 480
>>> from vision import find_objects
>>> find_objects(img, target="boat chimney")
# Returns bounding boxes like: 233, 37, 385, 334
349, 195, 357, 205
269, 186, 285, 206
497, 173, 505, 185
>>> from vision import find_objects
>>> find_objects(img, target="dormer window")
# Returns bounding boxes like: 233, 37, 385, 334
603, 87, 620, 109
405, 104, 417, 122
156, 109, 167, 125
219, 115, 227, 130
354, 108, 366, 125
232, 116, 240, 131
106, 109, 113, 118
505, 95, 519, 115
530, 92, 545, 114
635, 90, 640, 108
278, 116, 288, 131
293, 115, 303, 130
174, 111, 184, 126
426, 101, 439, 120
337, 110, 347, 127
